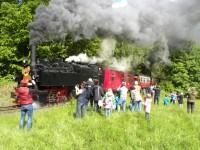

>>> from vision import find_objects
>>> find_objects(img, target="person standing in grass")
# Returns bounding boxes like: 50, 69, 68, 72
134, 81, 143, 111
118, 82, 128, 112
163, 94, 169, 106
177, 92, 184, 108
75, 82, 88, 118
186, 87, 197, 113
15, 80, 35, 129
144, 93, 152, 120
103, 88, 114, 117
93, 79, 104, 112
153, 85, 161, 105
129, 86, 136, 111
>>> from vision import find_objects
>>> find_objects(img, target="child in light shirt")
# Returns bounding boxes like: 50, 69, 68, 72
144, 93, 152, 120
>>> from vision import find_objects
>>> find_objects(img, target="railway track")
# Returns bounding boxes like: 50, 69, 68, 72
0, 105, 19, 112
0, 101, 69, 113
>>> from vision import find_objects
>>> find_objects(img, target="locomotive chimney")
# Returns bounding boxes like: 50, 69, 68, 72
31, 44, 37, 78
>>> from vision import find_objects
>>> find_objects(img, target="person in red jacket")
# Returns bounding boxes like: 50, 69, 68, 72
16, 80, 34, 129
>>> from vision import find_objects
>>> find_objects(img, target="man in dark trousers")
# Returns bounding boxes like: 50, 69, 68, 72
93, 79, 104, 112
86, 78, 94, 108
186, 87, 197, 113
75, 82, 89, 118
153, 85, 161, 105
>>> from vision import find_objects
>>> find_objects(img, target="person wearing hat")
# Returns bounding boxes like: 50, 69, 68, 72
15, 79, 35, 129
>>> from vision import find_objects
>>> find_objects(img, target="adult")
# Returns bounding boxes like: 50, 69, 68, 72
186, 87, 197, 113
86, 78, 94, 108
118, 82, 128, 112
153, 85, 161, 105
129, 86, 136, 111
75, 82, 88, 118
177, 92, 184, 108
93, 79, 104, 112
134, 81, 143, 111
15, 80, 35, 129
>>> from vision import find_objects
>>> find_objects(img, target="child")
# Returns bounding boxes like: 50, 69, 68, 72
144, 93, 152, 120
103, 88, 114, 117
163, 95, 169, 106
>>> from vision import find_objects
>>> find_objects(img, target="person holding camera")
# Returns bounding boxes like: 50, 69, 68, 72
15, 79, 36, 129
75, 82, 88, 118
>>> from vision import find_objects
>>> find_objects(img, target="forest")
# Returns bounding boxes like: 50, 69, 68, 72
1, 0, 200, 93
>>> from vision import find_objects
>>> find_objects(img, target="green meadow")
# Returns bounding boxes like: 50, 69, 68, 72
0, 98, 200, 150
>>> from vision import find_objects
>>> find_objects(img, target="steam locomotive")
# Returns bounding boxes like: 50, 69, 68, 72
18, 45, 154, 104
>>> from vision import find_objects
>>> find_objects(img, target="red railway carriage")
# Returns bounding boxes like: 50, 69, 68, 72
138, 75, 154, 88
102, 67, 135, 91
102, 68, 154, 91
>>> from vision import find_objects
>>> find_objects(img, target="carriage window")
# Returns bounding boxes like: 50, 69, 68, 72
111, 72, 115, 81
121, 73, 125, 82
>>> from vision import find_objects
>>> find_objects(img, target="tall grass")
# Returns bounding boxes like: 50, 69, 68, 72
0, 98, 200, 150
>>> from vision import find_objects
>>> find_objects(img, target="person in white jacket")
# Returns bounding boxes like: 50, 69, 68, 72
144, 93, 152, 120
117, 82, 128, 112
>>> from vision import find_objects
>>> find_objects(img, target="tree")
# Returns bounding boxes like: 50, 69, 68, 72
0, 2, 32, 77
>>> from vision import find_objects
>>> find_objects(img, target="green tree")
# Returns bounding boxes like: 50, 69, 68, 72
0, 2, 32, 77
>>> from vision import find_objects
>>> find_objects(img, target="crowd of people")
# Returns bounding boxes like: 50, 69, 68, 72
14, 77, 197, 130
75, 79, 154, 120
75, 78, 198, 120
162, 88, 197, 113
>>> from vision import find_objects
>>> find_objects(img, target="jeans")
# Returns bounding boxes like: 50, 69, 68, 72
187, 102, 195, 113
135, 101, 142, 111
129, 101, 136, 112
122, 100, 126, 112
145, 112, 150, 120
94, 101, 100, 112
154, 96, 160, 104
105, 108, 111, 117
76, 102, 86, 118
19, 104, 33, 129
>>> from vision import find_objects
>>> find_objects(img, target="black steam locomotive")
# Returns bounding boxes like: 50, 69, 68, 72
25, 45, 102, 103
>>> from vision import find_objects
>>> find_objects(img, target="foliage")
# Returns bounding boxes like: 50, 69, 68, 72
0, 2, 32, 77
165, 43, 200, 94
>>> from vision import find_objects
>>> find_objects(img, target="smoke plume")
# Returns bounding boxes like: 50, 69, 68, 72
29, 0, 200, 68
29, 0, 200, 45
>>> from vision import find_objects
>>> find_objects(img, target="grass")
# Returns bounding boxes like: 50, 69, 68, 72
0, 81, 200, 149
1, 99, 200, 150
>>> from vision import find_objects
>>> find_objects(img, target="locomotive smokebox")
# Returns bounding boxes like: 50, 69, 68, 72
31, 44, 37, 78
